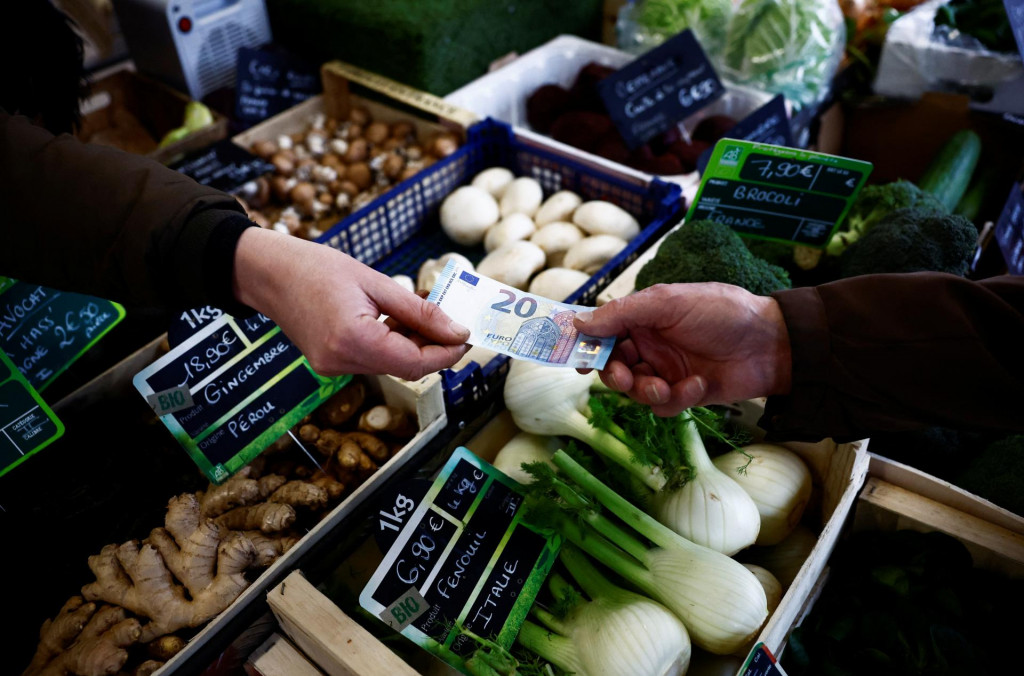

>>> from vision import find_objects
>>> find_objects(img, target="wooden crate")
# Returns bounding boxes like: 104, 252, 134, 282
77, 65, 228, 165
245, 632, 325, 676
264, 399, 870, 675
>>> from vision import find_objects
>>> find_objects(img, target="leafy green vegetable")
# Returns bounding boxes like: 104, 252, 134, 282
838, 207, 977, 278
632, 0, 733, 57
721, 0, 844, 108
826, 179, 947, 256
636, 219, 792, 295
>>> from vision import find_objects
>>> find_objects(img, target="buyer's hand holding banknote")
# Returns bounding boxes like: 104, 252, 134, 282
427, 260, 615, 370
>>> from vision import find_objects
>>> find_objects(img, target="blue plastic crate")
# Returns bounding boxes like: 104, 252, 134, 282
315, 118, 684, 423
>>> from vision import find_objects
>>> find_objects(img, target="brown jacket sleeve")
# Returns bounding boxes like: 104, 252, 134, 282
0, 111, 254, 312
760, 271, 1024, 442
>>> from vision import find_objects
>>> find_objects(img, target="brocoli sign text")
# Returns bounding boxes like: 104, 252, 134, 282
0, 349, 63, 477
0, 278, 125, 391
690, 139, 873, 248
598, 29, 724, 150
361, 448, 562, 673
133, 314, 350, 483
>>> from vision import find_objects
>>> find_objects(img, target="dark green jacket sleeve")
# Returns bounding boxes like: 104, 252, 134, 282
760, 271, 1024, 442
0, 111, 254, 312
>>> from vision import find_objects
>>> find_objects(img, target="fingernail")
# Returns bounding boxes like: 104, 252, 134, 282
449, 319, 469, 337
607, 371, 620, 391
576, 310, 593, 323
684, 377, 706, 403
646, 384, 664, 404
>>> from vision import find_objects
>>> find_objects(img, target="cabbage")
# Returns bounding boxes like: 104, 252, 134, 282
622, 0, 733, 58
720, 0, 845, 109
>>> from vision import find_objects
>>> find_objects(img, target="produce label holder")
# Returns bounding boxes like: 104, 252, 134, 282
597, 28, 725, 150
132, 313, 351, 483
994, 178, 1024, 274
359, 446, 561, 675
0, 277, 125, 392
688, 139, 873, 248
696, 94, 795, 175
0, 348, 63, 477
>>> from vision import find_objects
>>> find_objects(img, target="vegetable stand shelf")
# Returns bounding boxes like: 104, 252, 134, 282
256, 398, 870, 676
313, 116, 685, 427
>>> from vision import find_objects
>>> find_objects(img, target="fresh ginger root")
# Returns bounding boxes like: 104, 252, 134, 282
22, 600, 141, 676
244, 530, 300, 566
82, 494, 258, 642
196, 466, 261, 518
316, 379, 366, 427
215, 501, 296, 533
145, 635, 185, 662
268, 480, 329, 511
358, 405, 417, 439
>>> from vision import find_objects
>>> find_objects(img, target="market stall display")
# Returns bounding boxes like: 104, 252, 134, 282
6, 1, 1024, 674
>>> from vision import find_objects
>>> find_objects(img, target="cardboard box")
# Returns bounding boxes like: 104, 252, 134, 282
77, 65, 228, 165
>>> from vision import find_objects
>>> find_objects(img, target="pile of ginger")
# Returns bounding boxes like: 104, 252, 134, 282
21, 377, 417, 676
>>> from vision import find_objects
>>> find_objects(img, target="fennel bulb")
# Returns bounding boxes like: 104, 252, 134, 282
517, 546, 691, 676
533, 450, 768, 655
712, 443, 813, 545
505, 361, 760, 554
742, 524, 819, 590
491, 431, 561, 485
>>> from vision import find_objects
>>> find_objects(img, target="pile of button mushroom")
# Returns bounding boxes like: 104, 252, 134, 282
408, 166, 642, 302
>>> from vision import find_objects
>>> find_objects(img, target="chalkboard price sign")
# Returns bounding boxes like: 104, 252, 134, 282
235, 46, 322, 126
994, 179, 1024, 274
361, 447, 561, 674
0, 278, 125, 391
1004, 0, 1024, 61
697, 94, 794, 175
598, 29, 725, 150
0, 349, 63, 477
133, 314, 351, 483
170, 139, 274, 193
688, 139, 873, 247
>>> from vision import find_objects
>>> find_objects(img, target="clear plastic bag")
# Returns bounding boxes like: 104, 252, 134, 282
617, 0, 846, 113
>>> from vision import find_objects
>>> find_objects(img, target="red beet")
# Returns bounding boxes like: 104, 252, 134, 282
549, 110, 615, 152
569, 62, 617, 113
668, 139, 713, 173
592, 131, 631, 164
692, 114, 737, 144
527, 84, 572, 134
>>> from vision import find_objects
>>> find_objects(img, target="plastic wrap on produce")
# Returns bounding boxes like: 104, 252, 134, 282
873, 0, 1024, 113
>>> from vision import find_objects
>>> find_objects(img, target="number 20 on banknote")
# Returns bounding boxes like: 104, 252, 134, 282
427, 261, 615, 370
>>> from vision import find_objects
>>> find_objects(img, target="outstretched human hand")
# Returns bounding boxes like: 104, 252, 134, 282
232, 228, 469, 380
574, 282, 792, 416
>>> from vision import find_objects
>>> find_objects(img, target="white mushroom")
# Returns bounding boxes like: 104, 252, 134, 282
499, 177, 544, 218
529, 221, 586, 268
471, 166, 516, 199
572, 201, 641, 240
417, 252, 475, 294
563, 234, 629, 275
476, 241, 546, 289
440, 186, 500, 246
483, 213, 537, 253
527, 268, 592, 301
534, 190, 583, 226
391, 274, 416, 293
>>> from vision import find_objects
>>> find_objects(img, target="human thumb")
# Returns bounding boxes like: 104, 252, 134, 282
573, 300, 631, 337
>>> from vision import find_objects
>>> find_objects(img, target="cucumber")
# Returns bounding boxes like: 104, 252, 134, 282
917, 129, 982, 212
954, 167, 999, 222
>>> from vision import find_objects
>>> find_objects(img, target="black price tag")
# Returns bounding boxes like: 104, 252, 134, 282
235, 46, 322, 127
373, 478, 432, 553
689, 139, 873, 248
134, 314, 351, 483
995, 179, 1024, 274
360, 448, 561, 673
598, 29, 725, 150
697, 94, 794, 175
0, 349, 63, 477
0, 278, 125, 391
170, 139, 274, 193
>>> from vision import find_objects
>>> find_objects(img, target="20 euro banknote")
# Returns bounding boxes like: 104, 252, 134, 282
427, 260, 615, 370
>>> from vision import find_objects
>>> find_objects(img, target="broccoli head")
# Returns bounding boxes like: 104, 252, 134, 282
826, 180, 947, 256
636, 219, 792, 295
839, 207, 977, 278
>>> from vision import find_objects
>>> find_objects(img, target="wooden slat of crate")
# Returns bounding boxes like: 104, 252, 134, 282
246, 632, 324, 676
268, 571, 419, 676
855, 476, 1024, 579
